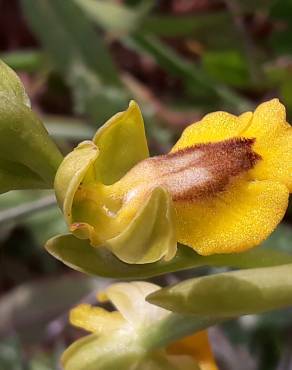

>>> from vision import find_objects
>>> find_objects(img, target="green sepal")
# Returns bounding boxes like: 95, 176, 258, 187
62, 332, 144, 370
93, 100, 149, 184
45, 232, 292, 278
147, 263, 292, 317
0, 59, 30, 106
0, 60, 63, 192
54, 140, 98, 217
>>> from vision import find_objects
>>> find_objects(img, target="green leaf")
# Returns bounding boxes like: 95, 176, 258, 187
74, 0, 141, 34
129, 34, 251, 112
45, 233, 292, 279
142, 13, 232, 38
21, 0, 129, 122
44, 116, 95, 141
1, 50, 44, 72
72, 0, 249, 111
147, 264, 292, 317
75, 0, 235, 47
0, 275, 107, 338
75, 0, 230, 40
0, 60, 63, 192
0, 190, 65, 246
261, 223, 292, 252
22, 0, 119, 85
24, 207, 66, 245
0, 194, 56, 225
202, 50, 250, 88
0, 338, 23, 370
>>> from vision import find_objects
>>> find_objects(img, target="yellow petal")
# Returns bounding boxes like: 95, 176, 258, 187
175, 179, 289, 255
172, 110, 252, 152
243, 99, 292, 191
244, 99, 287, 140
70, 304, 124, 334
167, 331, 218, 370
93, 100, 149, 185
100, 281, 169, 328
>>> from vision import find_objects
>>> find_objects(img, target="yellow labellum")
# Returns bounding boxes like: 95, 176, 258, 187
53, 99, 292, 262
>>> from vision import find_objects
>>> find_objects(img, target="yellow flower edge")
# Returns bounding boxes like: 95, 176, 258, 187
172, 98, 292, 255
62, 281, 218, 370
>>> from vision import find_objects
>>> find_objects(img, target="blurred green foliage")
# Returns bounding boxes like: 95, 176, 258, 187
1, 0, 292, 369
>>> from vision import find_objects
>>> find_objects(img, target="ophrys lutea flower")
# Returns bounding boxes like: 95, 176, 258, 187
53, 99, 292, 263
62, 281, 218, 370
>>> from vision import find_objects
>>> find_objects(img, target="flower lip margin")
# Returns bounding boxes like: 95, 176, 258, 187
53, 98, 292, 263
172, 98, 292, 255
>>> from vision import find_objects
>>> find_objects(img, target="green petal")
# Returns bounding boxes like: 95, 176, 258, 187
45, 233, 292, 279
107, 187, 177, 264
147, 263, 292, 317
54, 141, 98, 222
93, 100, 149, 184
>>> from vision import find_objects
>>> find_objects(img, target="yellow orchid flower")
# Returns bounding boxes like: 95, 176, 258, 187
54, 98, 292, 263
62, 281, 218, 370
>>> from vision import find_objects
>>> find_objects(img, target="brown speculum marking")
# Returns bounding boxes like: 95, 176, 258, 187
167, 138, 261, 201
121, 137, 261, 204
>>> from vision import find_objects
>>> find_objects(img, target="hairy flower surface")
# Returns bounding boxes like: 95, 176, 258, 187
54, 99, 292, 263
62, 281, 217, 370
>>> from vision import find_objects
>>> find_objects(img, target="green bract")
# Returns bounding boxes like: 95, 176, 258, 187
147, 263, 292, 317
0, 60, 63, 193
